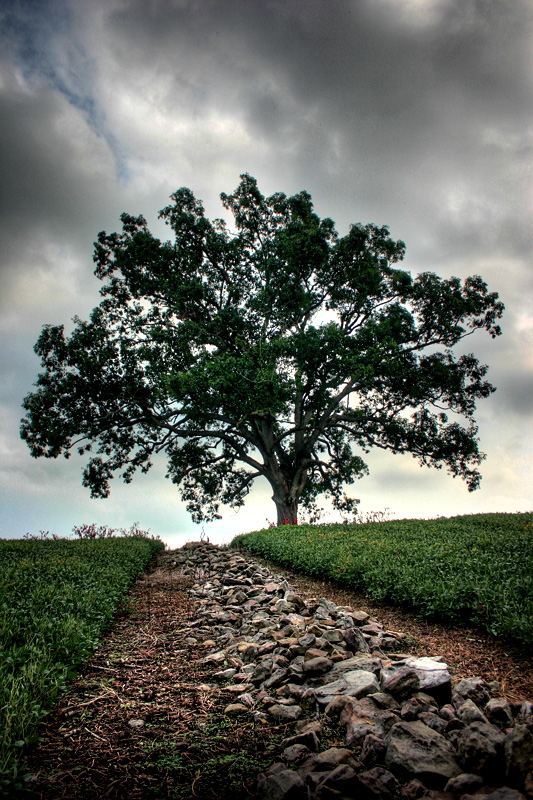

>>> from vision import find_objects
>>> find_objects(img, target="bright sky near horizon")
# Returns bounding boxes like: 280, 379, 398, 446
1, 0, 531, 547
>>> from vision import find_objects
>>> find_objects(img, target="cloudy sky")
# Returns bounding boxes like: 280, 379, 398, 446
1, 0, 531, 546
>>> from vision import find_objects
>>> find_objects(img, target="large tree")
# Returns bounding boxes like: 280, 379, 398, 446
21, 175, 504, 525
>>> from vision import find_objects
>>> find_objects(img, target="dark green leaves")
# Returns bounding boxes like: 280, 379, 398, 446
21, 174, 504, 522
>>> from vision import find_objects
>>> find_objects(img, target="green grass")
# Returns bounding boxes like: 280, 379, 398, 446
232, 512, 533, 647
0, 536, 164, 794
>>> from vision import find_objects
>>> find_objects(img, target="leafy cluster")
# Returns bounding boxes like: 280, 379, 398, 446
0, 536, 163, 792
232, 512, 533, 646
21, 175, 504, 523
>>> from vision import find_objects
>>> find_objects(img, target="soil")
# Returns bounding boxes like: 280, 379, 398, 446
25, 546, 533, 800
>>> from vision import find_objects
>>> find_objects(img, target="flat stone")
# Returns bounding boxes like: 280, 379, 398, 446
262, 668, 289, 691
321, 628, 345, 643
444, 772, 484, 793
344, 669, 381, 696
286, 613, 306, 627
483, 790, 528, 800
299, 746, 360, 776
213, 668, 237, 681
281, 730, 320, 753
302, 656, 333, 676
224, 703, 248, 715
267, 704, 303, 722
304, 647, 330, 661
224, 683, 255, 693
332, 654, 383, 675
382, 658, 451, 705
385, 720, 462, 789
315, 669, 379, 704
202, 649, 227, 663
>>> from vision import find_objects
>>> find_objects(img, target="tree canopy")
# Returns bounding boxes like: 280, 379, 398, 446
21, 174, 504, 524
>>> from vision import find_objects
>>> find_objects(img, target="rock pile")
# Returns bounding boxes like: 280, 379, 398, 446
171, 542, 533, 800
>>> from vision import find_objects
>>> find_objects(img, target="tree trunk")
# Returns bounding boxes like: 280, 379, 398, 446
272, 495, 298, 526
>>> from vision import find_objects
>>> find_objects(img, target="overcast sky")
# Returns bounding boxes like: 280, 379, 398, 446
1, 0, 531, 546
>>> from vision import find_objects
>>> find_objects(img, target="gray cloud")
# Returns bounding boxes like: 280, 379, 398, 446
0, 0, 531, 542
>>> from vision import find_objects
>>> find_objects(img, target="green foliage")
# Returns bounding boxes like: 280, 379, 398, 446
21, 174, 504, 525
232, 513, 533, 646
0, 536, 163, 792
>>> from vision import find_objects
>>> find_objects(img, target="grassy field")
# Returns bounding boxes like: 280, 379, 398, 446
232, 512, 533, 648
0, 536, 164, 794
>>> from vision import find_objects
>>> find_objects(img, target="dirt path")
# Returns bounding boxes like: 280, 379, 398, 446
26, 547, 533, 799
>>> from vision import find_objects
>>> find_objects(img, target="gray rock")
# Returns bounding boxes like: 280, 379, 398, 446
382, 667, 420, 700
385, 657, 452, 705
321, 628, 345, 643
418, 711, 447, 735
401, 695, 434, 721
344, 626, 371, 653
297, 632, 316, 649
354, 766, 400, 800
367, 692, 401, 711
516, 701, 533, 726
256, 767, 305, 799
324, 695, 352, 719
267, 704, 303, 722
319, 597, 339, 615
385, 720, 462, 789
483, 790, 527, 800
281, 744, 310, 763
361, 733, 387, 768
486, 697, 514, 729
444, 771, 484, 793
457, 720, 506, 778
170, 543, 532, 800
333, 654, 383, 675
299, 746, 360, 776
281, 730, 320, 753
505, 725, 533, 785
302, 656, 334, 676
315, 669, 379, 705
457, 698, 489, 725
313, 764, 358, 795
341, 697, 398, 744
454, 677, 490, 707
224, 702, 248, 715
262, 668, 289, 691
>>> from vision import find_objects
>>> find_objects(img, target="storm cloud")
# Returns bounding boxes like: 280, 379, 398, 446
1, 0, 531, 543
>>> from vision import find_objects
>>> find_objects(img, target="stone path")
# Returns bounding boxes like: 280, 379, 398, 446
171, 541, 533, 800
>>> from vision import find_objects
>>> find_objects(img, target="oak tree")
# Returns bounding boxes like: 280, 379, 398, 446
21, 175, 504, 524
